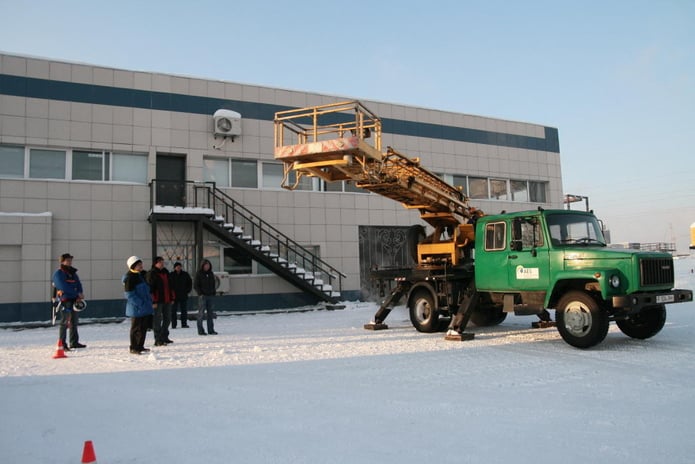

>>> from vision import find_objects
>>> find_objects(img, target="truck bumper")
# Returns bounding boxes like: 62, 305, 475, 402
612, 289, 693, 313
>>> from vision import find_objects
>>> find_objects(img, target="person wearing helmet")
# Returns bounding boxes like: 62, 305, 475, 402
52, 253, 86, 350
123, 256, 154, 354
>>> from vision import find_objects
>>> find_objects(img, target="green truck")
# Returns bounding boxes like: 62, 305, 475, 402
272, 100, 692, 349
367, 208, 692, 348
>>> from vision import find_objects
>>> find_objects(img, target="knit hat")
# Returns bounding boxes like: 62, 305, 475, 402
127, 255, 142, 269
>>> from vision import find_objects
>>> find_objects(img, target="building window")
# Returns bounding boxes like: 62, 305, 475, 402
469, 177, 488, 199
203, 157, 230, 187
262, 162, 283, 189
0, 145, 24, 178
204, 158, 259, 188
29, 148, 66, 179
344, 181, 364, 193
511, 180, 529, 202
452, 175, 468, 196
489, 179, 508, 200
73, 150, 108, 181
529, 181, 547, 203
231, 159, 258, 188
224, 247, 252, 274
324, 180, 343, 192
112, 152, 147, 183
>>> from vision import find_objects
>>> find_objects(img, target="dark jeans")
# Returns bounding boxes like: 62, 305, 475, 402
58, 300, 79, 347
171, 299, 188, 327
130, 316, 149, 351
153, 303, 172, 343
197, 295, 214, 333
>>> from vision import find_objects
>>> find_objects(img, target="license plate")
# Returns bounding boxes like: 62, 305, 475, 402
656, 294, 675, 304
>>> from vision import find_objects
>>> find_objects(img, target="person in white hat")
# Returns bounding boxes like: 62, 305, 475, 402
122, 256, 154, 354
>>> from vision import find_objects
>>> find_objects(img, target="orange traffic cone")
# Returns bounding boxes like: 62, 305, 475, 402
52, 339, 67, 359
81, 440, 97, 463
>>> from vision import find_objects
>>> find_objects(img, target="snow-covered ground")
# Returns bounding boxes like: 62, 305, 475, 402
2, 258, 694, 464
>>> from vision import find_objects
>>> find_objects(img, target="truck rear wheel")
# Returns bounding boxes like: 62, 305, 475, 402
616, 304, 666, 340
556, 291, 609, 348
409, 289, 439, 333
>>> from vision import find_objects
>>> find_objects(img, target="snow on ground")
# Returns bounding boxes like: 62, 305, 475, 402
1, 258, 695, 464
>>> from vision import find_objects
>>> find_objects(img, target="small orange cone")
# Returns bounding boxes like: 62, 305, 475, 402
52, 339, 67, 359
81, 440, 96, 463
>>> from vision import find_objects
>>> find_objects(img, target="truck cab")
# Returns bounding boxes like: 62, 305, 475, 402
474, 209, 692, 347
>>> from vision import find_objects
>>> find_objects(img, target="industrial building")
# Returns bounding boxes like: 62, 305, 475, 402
0, 52, 563, 322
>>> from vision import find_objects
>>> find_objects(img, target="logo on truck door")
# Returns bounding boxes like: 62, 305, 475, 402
516, 265, 540, 280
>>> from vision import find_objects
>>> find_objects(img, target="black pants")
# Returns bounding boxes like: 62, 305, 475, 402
130, 316, 149, 351
171, 299, 188, 327
197, 295, 215, 333
153, 303, 172, 343
58, 301, 79, 347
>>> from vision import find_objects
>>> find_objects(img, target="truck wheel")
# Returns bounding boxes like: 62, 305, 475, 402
616, 305, 666, 340
409, 289, 439, 333
470, 307, 507, 327
556, 291, 609, 348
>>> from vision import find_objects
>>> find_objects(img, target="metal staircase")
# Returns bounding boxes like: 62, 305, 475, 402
149, 180, 344, 304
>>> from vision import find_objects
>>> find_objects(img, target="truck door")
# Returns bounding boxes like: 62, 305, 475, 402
475, 220, 510, 291
507, 217, 549, 291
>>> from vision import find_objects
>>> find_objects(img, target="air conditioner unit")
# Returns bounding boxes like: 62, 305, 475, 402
213, 109, 242, 138
214, 272, 232, 294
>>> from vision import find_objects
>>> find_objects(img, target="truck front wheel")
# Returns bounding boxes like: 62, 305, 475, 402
409, 289, 439, 333
556, 291, 609, 348
616, 304, 666, 340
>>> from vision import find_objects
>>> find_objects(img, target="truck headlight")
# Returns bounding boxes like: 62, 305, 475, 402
609, 275, 621, 288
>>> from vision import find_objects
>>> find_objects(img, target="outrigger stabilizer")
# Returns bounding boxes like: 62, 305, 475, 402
364, 280, 478, 342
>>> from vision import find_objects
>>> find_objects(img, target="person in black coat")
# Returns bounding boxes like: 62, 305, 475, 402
170, 262, 193, 328
194, 259, 218, 335
146, 257, 174, 346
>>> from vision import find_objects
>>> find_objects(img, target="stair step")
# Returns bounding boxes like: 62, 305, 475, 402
261, 245, 270, 252
223, 224, 243, 235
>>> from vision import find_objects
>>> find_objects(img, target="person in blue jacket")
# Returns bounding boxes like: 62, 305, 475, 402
123, 256, 154, 354
52, 253, 85, 350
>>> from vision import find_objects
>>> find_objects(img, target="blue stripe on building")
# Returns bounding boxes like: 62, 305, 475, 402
0, 74, 559, 153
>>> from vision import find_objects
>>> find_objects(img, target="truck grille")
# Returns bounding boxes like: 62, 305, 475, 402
639, 258, 674, 286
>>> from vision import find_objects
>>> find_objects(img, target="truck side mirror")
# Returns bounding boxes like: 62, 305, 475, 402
511, 218, 523, 251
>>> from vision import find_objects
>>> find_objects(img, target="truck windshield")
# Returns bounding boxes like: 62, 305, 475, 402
546, 213, 606, 247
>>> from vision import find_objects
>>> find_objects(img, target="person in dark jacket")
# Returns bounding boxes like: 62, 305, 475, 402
52, 253, 86, 350
170, 262, 193, 329
146, 257, 175, 346
194, 259, 218, 335
123, 256, 154, 354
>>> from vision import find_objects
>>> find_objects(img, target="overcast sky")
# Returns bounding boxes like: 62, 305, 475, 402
1, 0, 693, 251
